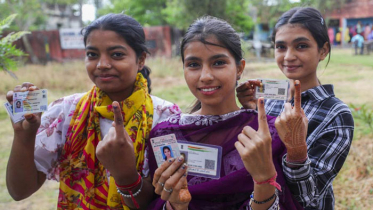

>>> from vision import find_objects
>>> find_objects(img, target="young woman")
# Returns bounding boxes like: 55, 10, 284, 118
146, 16, 302, 210
237, 7, 354, 210
5, 13, 180, 210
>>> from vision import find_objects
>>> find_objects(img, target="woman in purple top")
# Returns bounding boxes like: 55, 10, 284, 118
146, 16, 302, 210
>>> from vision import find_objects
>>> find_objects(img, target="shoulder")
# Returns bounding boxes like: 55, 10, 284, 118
150, 95, 181, 128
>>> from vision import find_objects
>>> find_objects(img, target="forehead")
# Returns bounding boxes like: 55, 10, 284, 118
275, 24, 316, 42
183, 36, 230, 56
86, 29, 127, 45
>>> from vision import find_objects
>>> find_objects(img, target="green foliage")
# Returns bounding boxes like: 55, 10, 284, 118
97, 0, 168, 26
99, 0, 253, 32
0, 14, 29, 78
350, 104, 373, 135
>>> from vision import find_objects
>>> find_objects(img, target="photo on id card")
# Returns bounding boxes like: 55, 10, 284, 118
150, 133, 181, 167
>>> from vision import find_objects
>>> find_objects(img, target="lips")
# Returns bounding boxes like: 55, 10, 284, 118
198, 86, 220, 95
96, 74, 118, 81
283, 65, 301, 71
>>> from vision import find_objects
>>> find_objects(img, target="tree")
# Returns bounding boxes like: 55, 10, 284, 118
0, 0, 83, 64
162, 0, 253, 32
0, 14, 30, 78
97, 0, 168, 26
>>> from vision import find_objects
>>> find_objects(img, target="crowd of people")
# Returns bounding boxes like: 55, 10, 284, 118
5, 6, 354, 210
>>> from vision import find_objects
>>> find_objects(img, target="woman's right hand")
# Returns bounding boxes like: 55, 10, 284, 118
6, 82, 41, 136
236, 80, 261, 110
235, 97, 276, 182
152, 156, 191, 210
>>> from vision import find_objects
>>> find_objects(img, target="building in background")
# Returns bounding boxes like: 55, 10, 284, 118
325, 0, 373, 45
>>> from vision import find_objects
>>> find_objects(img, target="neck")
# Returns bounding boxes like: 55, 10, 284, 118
197, 95, 240, 116
106, 88, 134, 102
297, 73, 320, 92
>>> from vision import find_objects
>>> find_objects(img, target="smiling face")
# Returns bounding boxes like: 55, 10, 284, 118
274, 24, 328, 89
183, 36, 244, 115
85, 29, 145, 101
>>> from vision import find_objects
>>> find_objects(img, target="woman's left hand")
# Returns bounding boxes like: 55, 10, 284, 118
152, 157, 191, 210
275, 80, 308, 162
235, 97, 276, 182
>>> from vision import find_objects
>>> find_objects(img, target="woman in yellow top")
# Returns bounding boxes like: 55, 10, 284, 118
6, 13, 180, 210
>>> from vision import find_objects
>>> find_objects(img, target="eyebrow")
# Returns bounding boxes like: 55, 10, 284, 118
275, 37, 311, 45
184, 54, 229, 62
85, 45, 128, 51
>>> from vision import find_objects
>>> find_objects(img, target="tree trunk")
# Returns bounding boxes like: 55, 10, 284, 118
22, 35, 40, 64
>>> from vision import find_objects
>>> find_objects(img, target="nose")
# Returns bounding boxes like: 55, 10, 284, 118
97, 55, 111, 70
200, 65, 214, 83
284, 48, 296, 61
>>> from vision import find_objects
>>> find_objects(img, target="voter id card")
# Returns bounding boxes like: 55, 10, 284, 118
150, 134, 181, 167
4, 102, 25, 123
178, 140, 222, 179
13, 89, 48, 115
255, 79, 289, 101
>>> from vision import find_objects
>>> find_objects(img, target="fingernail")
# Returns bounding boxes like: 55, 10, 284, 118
113, 105, 118, 109
295, 80, 299, 86
183, 173, 187, 177
181, 163, 187, 169
260, 99, 264, 104
168, 158, 174, 162
178, 156, 184, 162
24, 114, 33, 120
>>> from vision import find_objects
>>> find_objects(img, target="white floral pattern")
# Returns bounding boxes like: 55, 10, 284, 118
34, 94, 178, 180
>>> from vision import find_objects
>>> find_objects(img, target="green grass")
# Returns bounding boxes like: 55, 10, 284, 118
0, 48, 372, 209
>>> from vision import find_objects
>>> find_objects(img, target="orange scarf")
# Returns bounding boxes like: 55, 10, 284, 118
57, 73, 153, 209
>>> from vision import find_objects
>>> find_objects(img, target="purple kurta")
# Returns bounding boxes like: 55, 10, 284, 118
147, 109, 303, 210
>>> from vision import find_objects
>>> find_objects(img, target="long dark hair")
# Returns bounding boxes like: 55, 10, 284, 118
180, 16, 243, 113
82, 13, 152, 92
272, 7, 331, 67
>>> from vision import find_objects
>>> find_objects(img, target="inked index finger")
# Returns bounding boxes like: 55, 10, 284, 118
294, 80, 301, 113
257, 97, 269, 133
112, 101, 125, 138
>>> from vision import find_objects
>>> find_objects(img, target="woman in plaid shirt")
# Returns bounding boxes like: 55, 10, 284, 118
237, 7, 354, 210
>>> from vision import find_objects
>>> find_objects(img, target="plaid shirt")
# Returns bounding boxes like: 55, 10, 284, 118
265, 85, 354, 210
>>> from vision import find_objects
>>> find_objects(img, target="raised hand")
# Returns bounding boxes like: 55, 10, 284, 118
236, 80, 262, 110
96, 101, 138, 184
6, 82, 41, 136
152, 156, 191, 210
275, 80, 308, 162
235, 97, 276, 182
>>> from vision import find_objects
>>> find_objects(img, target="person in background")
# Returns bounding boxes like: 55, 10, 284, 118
351, 32, 365, 55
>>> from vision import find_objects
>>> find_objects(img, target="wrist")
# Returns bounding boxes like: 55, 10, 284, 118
168, 201, 188, 210
286, 144, 308, 162
251, 165, 276, 183
113, 169, 139, 186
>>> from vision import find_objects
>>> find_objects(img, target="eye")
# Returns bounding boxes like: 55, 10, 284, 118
275, 45, 285, 50
112, 52, 125, 58
86, 52, 97, 58
297, 44, 308, 49
186, 62, 200, 68
213, 60, 226, 66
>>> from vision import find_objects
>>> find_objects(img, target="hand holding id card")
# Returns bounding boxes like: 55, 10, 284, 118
13, 89, 48, 115
150, 134, 222, 179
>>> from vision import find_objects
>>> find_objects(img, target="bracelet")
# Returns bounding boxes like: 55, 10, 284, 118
116, 177, 143, 197
283, 154, 311, 167
116, 173, 143, 209
252, 172, 282, 192
249, 191, 279, 210
250, 191, 276, 204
